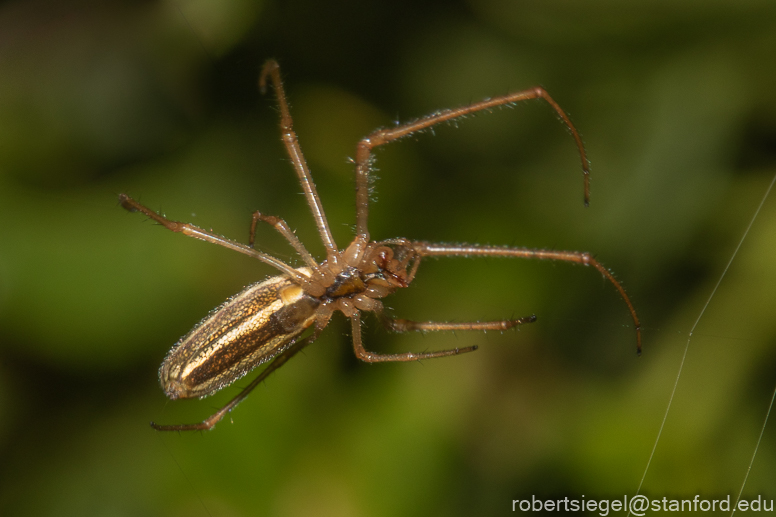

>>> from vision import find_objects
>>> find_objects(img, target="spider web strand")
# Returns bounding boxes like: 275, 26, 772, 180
631, 170, 776, 508
731, 381, 776, 517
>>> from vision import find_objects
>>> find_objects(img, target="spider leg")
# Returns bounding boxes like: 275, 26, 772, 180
350, 312, 478, 363
381, 315, 537, 333
118, 194, 313, 288
249, 211, 320, 271
151, 330, 320, 432
412, 241, 642, 354
259, 59, 337, 257
353, 87, 590, 238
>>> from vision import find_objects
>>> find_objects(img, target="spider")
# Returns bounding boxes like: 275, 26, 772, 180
120, 59, 641, 431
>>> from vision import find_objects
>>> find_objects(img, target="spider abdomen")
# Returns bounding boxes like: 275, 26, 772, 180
159, 272, 320, 400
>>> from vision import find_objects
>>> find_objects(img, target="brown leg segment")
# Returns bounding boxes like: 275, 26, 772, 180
259, 59, 338, 256
382, 315, 537, 333
353, 87, 590, 238
413, 241, 642, 354
350, 312, 478, 363
118, 194, 313, 287
250, 211, 320, 270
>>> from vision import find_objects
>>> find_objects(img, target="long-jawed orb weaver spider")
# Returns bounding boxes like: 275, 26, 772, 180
120, 59, 641, 431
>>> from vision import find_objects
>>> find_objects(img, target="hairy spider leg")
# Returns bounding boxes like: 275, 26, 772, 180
413, 242, 642, 354
350, 311, 480, 363
260, 59, 338, 258
353, 86, 590, 239
118, 194, 315, 291
249, 211, 320, 270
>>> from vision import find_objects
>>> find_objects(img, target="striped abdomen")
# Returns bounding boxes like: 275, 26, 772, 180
159, 273, 320, 399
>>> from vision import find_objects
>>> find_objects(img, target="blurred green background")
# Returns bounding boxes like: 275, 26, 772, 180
1, 0, 775, 515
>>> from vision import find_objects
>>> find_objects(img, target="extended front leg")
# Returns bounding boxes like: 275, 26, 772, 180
353, 87, 590, 238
